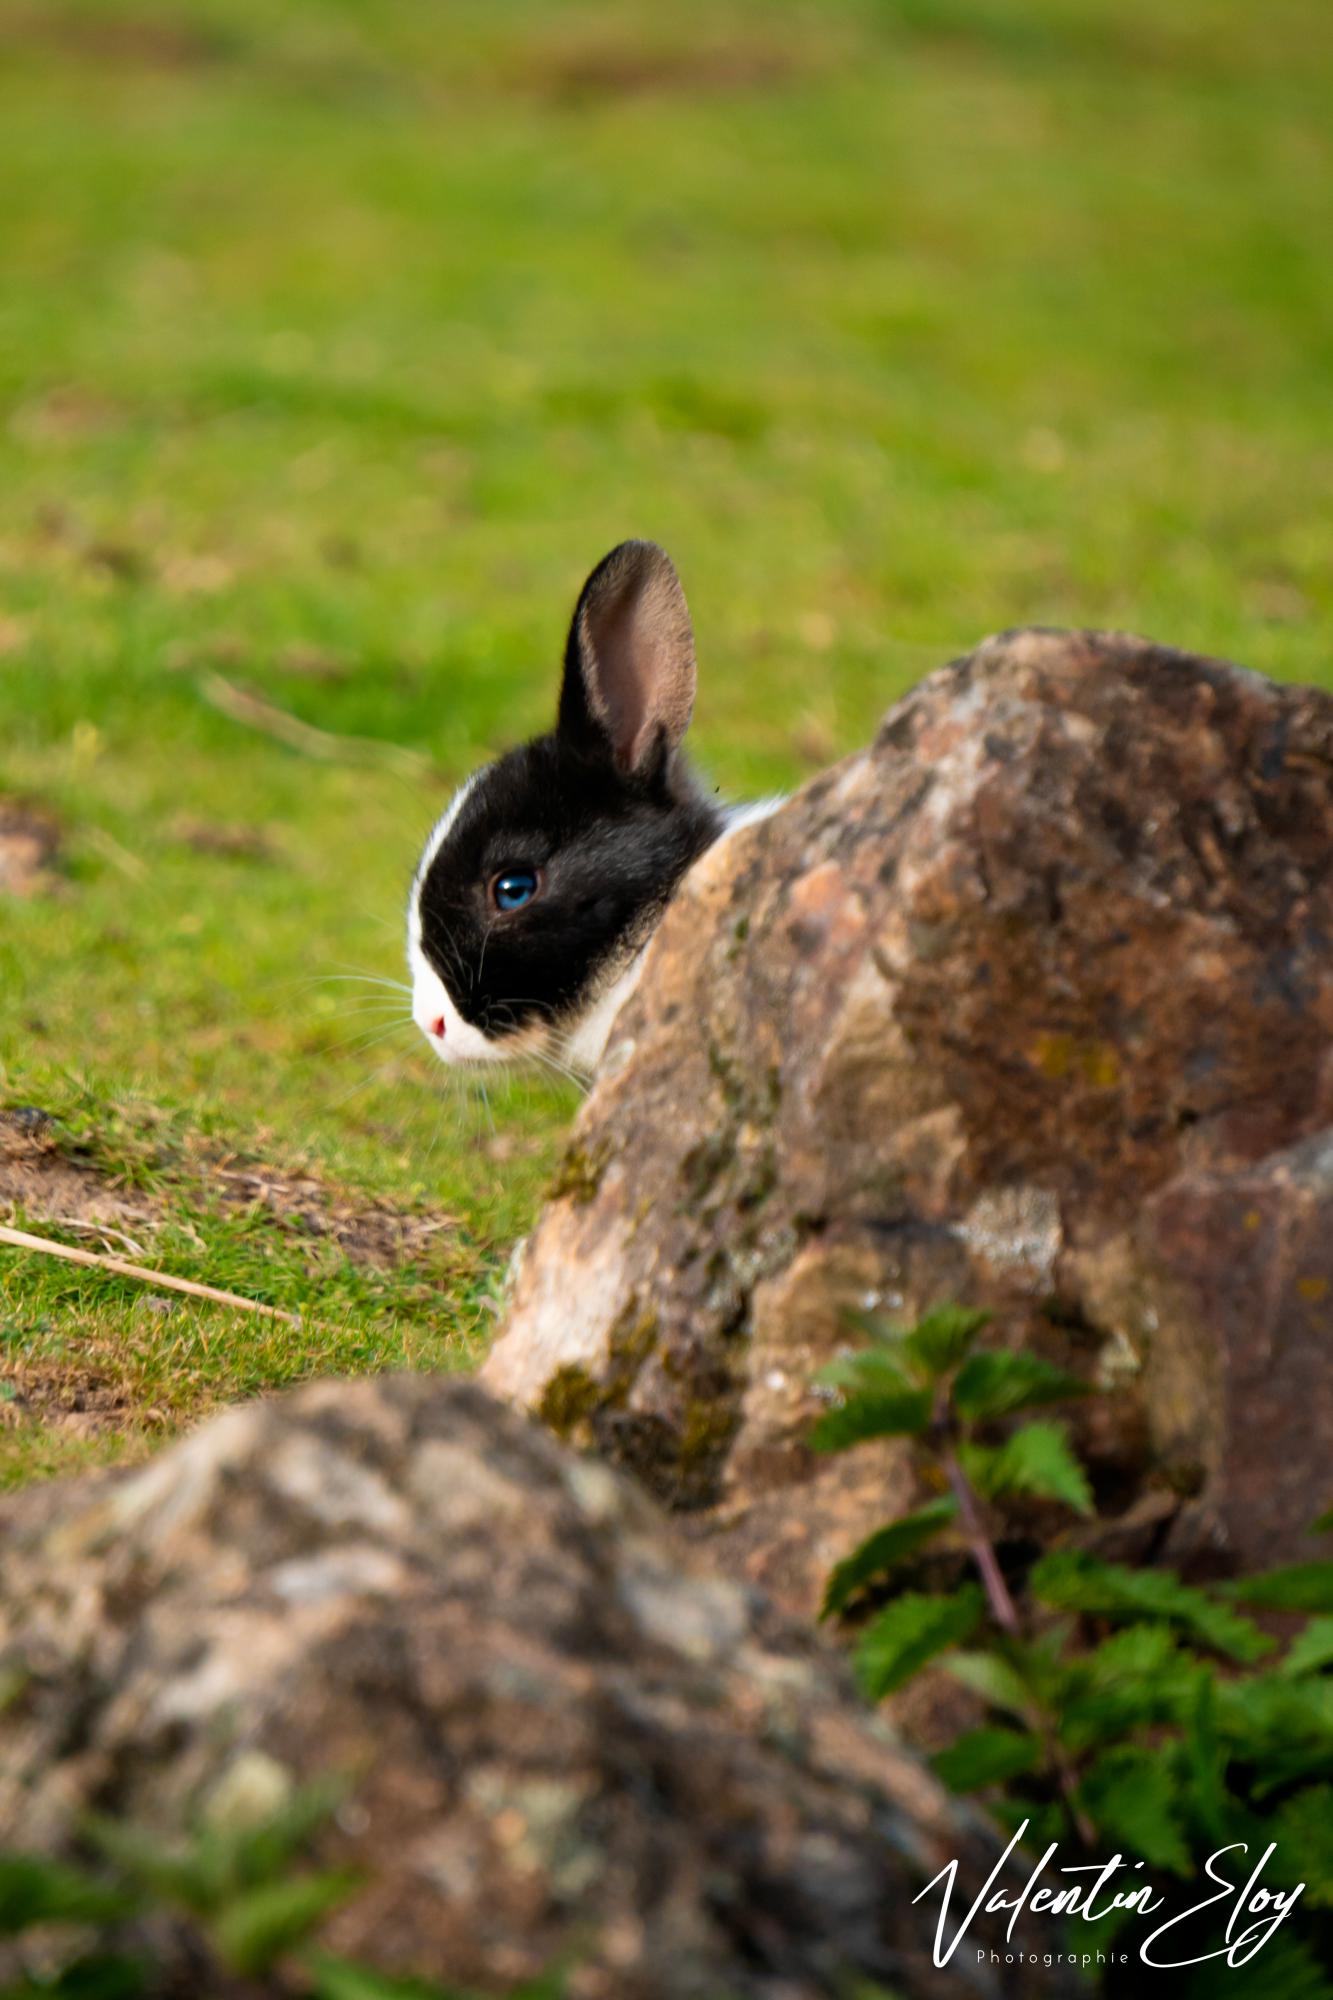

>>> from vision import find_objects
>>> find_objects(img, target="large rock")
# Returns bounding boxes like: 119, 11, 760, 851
484, 628, 1333, 1611
1076, 1127, 1333, 1572
0, 1375, 1071, 1999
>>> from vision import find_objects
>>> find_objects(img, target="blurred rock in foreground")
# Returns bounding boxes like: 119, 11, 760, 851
485, 629, 1333, 1611
0, 1375, 1073, 2000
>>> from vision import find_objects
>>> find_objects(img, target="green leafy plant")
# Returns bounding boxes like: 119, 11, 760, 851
0, 1794, 566, 2000
815, 1304, 1333, 1991
307, 1965, 568, 2000
0, 1851, 142, 2000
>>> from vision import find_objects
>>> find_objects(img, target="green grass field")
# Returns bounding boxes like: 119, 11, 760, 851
2, 0, 1331, 1488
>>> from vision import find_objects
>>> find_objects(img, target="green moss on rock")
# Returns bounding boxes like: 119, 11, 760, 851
607, 1302, 659, 1382
548, 1138, 613, 1206
679, 1392, 740, 1471
537, 1365, 605, 1439
680, 1132, 735, 1206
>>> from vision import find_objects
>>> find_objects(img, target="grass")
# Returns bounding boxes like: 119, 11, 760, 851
1, 0, 1330, 1486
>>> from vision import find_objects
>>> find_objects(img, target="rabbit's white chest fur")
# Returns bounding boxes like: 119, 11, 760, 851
562, 959, 647, 1074
560, 795, 785, 1076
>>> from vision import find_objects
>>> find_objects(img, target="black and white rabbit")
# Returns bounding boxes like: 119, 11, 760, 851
408, 540, 778, 1077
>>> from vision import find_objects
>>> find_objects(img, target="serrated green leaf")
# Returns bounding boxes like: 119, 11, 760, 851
952, 1352, 1089, 1424
840, 1309, 914, 1361
821, 1499, 958, 1619
1222, 1563, 1333, 1614
1223, 1672, 1333, 1738
227, 1776, 346, 1890
0, 1853, 133, 1935
809, 1386, 932, 1453
1184, 1672, 1228, 1846
904, 1305, 992, 1380
1251, 1748, 1333, 1802
931, 1725, 1041, 1792
1030, 1551, 1273, 1663
1190, 1925, 1333, 2000
53, 1961, 146, 2000
2, 1955, 149, 2000
983, 1421, 1094, 1515
1213, 1673, 1333, 1796
814, 1351, 916, 1397
510, 1973, 569, 2000
854, 1587, 985, 1699
307, 1957, 477, 2000
842, 1306, 908, 1346
941, 1648, 1034, 1721
1282, 1616, 1333, 1679
1271, 1786, 1333, 1906
1086, 1622, 1185, 1683
1049, 1624, 1207, 1753
1078, 1747, 1191, 1873
1058, 1681, 1205, 1757
82, 1815, 219, 1913
212, 1870, 361, 1976
307, 1962, 565, 2000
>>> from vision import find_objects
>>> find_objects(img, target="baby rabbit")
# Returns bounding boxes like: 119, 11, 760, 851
408, 541, 774, 1078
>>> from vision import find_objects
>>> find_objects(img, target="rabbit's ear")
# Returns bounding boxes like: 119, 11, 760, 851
558, 542, 697, 776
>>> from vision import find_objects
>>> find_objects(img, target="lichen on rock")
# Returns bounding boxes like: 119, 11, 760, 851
0, 1374, 1076, 1999
485, 627, 1333, 1612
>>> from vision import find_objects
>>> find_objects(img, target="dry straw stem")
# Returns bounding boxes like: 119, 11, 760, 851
0, 1223, 301, 1326
199, 672, 432, 778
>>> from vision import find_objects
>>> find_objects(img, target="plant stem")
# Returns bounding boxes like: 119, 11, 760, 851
942, 1446, 1021, 1634
940, 1442, 1096, 1845
1050, 1738, 1098, 1850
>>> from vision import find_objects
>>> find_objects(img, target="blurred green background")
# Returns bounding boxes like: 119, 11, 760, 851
1, 0, 1330, 1484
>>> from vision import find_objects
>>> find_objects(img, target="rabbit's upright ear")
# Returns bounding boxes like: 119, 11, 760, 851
558, 541, 697, 777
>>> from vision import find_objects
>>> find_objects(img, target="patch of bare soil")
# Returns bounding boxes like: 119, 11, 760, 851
0, 800, 62, 899
276, 643, 350, 682
0, 1111, 158, 1242
0, 1109, 455, 1270
4, 8, 233, 71
207, 1161, 456, 1266
168, 815, 279, 862
511, 38, 807, 103
8, 383, 122, 446
1, 1363, 138, 1442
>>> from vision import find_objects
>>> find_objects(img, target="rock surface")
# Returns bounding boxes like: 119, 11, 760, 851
1076, 1126, 1333, 1571
484, 628, 1333, 1610
0, 1374, 1071, 1999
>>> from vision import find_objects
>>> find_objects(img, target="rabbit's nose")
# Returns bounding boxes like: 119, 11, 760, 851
429, 1015, 446, 1040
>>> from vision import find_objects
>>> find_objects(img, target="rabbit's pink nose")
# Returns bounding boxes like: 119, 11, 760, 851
429, 1015, 446, 1040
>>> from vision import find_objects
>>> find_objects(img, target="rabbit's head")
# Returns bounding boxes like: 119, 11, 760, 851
408, 542, 723, 1076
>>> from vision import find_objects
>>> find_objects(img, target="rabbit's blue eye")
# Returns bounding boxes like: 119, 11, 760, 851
492, 869, 539, 912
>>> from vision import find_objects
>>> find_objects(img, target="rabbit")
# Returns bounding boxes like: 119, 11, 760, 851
407, 540, 780, 1079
